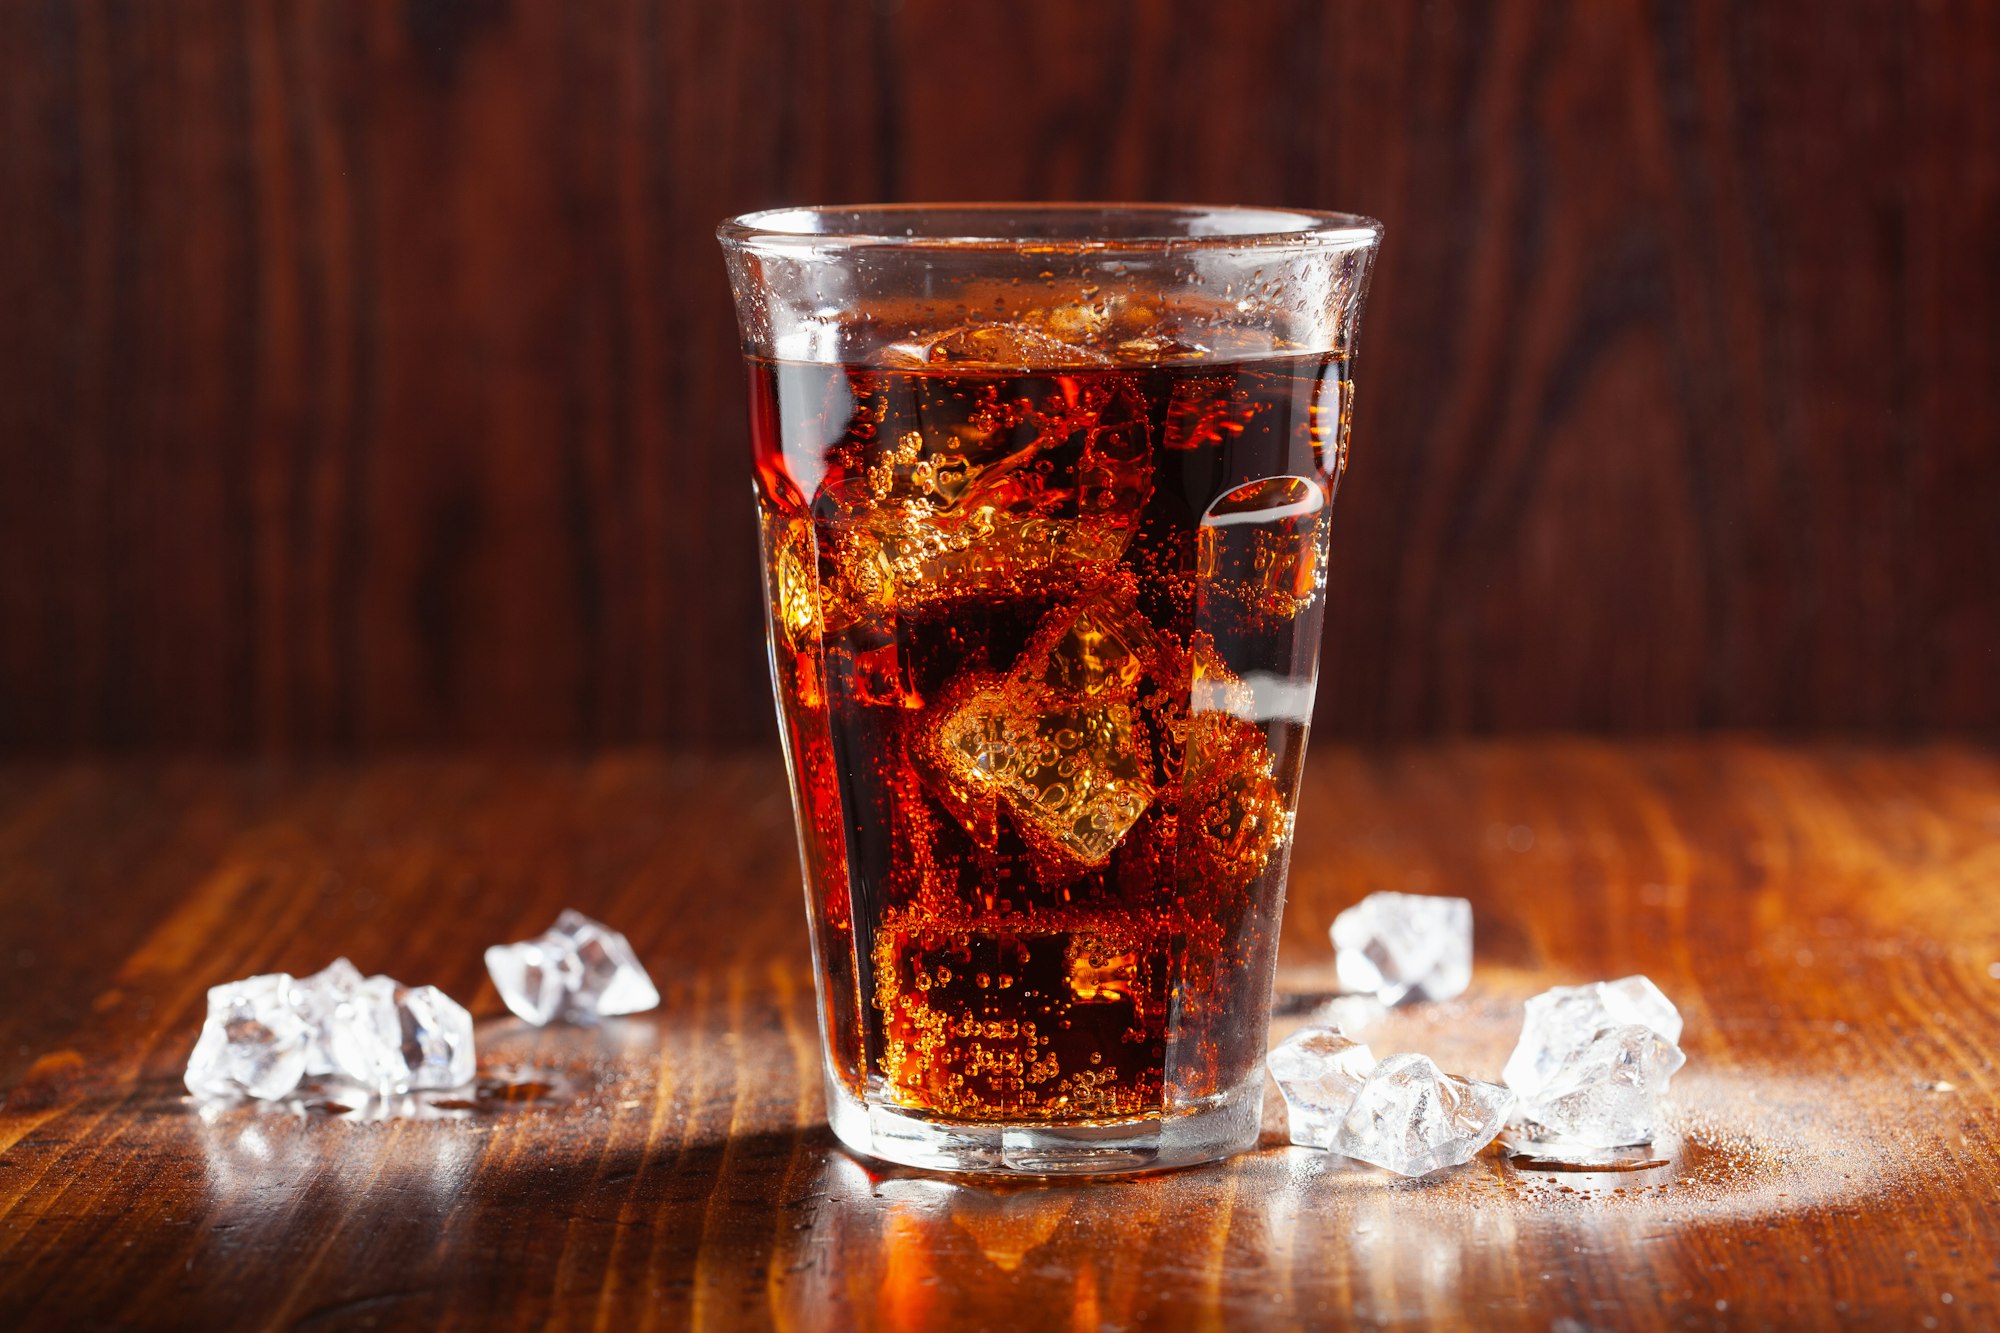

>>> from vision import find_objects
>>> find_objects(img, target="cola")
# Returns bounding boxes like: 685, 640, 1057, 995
752, 329, 1350, 1126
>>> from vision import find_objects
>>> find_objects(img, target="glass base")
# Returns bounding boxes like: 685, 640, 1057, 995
823, 1070, 1264, 1176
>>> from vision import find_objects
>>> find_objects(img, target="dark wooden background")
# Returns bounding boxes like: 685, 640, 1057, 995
3, 0, 1996, 752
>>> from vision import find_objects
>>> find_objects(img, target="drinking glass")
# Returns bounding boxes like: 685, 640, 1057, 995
719, 204, 1381, 1174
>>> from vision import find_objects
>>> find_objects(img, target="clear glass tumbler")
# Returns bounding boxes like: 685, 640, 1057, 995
719, 204, 1381, 1174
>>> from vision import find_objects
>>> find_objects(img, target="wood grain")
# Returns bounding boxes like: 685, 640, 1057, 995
2, 1, 1997, 749
1, 741, 1998, 1328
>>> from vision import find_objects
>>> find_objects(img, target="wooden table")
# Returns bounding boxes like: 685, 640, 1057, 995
3, 742, 1997, 1329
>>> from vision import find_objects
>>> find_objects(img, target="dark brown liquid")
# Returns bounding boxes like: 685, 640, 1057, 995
752, 347, 1349, 1124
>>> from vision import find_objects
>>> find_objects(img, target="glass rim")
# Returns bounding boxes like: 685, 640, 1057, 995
716, 202, 1384, 256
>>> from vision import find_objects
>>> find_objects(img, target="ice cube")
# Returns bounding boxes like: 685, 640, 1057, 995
1330, 891, 1473, 1005
291, 957, 365, 1077
921, 588, 1165, 864
1162, 372, 1260, 450
1028, 296, 1159, 351
1266, 1027, 1376, 1149
484, 934, 572, 1026
1178, 710, 1289, 891
1033, 596, 1153, 700
313, 974, 477, 1094
1510, 1022, 1685, 1148
933, 684, 1154, 864
767, 514, 824, 651
485, 910, 660, 1026
905, 323, 1113, 369
1196, 476, 1331, 621
184, 973, 313, 1102
872, 915, 1173, 1119
1501, 975, 1683, 1096
317, 971, 401, 1089
1332, 1052, 1514, 1177
831, 511, 1133, 621
818, 375, 1152, 618
554, 909, 661, 1019
1065, 940, 1143, 1005
188, 960, 478, 1102
1112, 332, 1211, 361
391, 984, 478, 1090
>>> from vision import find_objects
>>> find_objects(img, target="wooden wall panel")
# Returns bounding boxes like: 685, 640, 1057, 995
2, 0, 1995, 749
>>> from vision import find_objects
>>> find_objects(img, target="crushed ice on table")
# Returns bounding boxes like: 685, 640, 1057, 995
1332, 1052, 1514, 1177
1265, 1029, 1513, 1176
1266, 1027, 1375, 1150
185, 973, 314, 1101
1502, 975, 1681, 1091
485, 909, 660, 1026
481, 931, 571, 1026
1509, 1024, 1685, 1148
186, 959, 477, 1104
388, 984, 479, 1089
1503, 975, 1686, 1150
1330, 891, 1473, 1005
293, 957, 365, 1077
298, 961, 477, 1095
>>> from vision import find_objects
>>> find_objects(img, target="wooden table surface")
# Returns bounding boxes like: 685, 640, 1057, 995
2, 741, 1997, 1330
